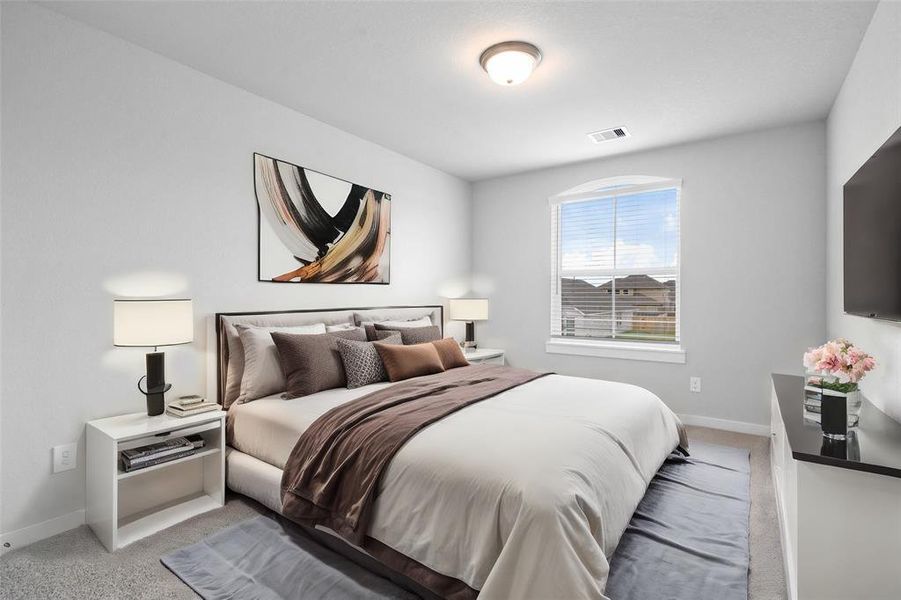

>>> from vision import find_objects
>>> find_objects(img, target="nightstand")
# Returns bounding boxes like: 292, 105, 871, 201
86, 410, 225, 551
464, 348, 505, 365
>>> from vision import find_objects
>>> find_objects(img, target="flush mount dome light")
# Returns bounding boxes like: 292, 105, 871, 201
479, 41, 542, 86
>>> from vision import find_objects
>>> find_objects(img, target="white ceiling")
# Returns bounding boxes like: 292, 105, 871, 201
42, 1, 876, 181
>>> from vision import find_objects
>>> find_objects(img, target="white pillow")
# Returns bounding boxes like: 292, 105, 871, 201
375, 316, 432, 328
325, 323, 357, 332
236, 323, 326, 403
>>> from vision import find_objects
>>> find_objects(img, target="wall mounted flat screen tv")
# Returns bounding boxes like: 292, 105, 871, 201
843, 126, 901, 321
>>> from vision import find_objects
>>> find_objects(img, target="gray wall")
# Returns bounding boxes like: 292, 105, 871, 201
826, 2, 901, 419
472, 121, 827, 427
0, 4, 471, 535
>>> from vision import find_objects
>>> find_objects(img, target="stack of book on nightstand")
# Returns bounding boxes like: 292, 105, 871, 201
119, 434, 205, 472
166, 395, 220, 418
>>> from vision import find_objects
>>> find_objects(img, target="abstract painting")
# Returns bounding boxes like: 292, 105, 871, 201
254, 153, 391, 283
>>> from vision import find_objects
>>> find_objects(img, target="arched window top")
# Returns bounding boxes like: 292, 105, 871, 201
550, 175, 681, 205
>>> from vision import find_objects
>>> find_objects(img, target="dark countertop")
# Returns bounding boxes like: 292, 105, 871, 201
772, 373, 901, 478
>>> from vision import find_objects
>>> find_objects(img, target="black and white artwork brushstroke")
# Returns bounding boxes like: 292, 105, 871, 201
255, 153, 391, 283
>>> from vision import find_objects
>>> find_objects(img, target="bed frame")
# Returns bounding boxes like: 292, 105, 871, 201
213, 304, 445, 599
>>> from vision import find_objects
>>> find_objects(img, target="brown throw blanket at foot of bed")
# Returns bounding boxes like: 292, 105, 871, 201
281, 364, 550, 545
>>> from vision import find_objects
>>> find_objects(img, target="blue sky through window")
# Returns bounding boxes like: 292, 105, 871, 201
560, 188, 679, 276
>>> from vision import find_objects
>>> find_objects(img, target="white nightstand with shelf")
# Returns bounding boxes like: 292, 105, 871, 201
86, 409, 225, 551
464, 348, 505, 365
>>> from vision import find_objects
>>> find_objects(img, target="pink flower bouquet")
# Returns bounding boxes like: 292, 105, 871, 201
803, 338, 876, 393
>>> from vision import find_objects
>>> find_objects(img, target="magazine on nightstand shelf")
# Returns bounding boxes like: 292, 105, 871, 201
119, 434, 206, 472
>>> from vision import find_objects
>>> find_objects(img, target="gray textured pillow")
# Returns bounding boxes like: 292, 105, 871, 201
236, 323, 327, 404
374, 317, 432, 328
271, 328, 367, 399
363, 316, 432, 341
336, 332, 402, 389
374, 324, 442, 345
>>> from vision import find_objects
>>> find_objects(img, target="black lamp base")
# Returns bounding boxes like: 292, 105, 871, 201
145, 391, 165, 417
139, 351, 171, 416
463, 321, 477, 349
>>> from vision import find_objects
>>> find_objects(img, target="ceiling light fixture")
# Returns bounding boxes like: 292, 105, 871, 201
479, 41, 542, 86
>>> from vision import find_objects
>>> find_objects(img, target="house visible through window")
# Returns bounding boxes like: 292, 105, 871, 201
550, 177, 680, 345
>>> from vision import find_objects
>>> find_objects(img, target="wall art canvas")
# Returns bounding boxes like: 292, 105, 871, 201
255, 153, 391, 283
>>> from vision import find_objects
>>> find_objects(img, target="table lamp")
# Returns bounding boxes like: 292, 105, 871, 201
113, 299, 193, 416
449, 298, 489, 350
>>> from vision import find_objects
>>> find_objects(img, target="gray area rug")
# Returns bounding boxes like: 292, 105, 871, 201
163, 441, 750, 600
161, 516, 419, 600
607, 441, 751, 600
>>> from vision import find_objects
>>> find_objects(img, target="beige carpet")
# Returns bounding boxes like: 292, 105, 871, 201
0, 426, 786, 600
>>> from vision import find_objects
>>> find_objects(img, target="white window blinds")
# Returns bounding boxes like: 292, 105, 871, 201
550, 178, 681, 344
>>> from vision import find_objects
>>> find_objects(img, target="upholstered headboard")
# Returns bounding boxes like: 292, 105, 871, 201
215, 305, 443, 406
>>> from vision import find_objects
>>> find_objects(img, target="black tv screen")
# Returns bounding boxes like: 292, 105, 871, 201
843, 126, 901, 321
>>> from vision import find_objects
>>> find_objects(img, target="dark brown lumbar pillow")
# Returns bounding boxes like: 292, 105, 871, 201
431, 338, 470, 370
373, 324, 442, 345
374, 341, 446, 382
374, 329, 401, 341
364, 324, 429, 341
336, 333, 402, 389
271, 328, 367, 398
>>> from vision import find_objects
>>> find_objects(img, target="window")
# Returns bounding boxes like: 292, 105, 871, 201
548, 176, 683, 363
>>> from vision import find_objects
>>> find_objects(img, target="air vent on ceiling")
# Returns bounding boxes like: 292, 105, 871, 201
587, 127, 630, 143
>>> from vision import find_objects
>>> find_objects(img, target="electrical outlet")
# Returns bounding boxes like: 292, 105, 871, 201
689, 377, 701, 393
52, 443, 77, 473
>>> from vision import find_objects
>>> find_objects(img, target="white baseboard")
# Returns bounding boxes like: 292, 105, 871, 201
678, 413, 770, 437
0, 509, 86, 556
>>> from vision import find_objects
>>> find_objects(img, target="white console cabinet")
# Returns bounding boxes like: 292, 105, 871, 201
771, 374, 901, 600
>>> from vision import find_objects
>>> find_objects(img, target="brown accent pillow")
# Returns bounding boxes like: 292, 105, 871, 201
431, 338, 470, 370
374, 341, 446, 382
271, 328, 367, 398
374, 324, 442, 345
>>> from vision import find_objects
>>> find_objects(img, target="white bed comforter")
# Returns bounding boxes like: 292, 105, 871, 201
230, 374, 683, 600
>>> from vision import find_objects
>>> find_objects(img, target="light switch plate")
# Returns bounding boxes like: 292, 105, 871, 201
53, 443, 77, 473
689, 377, 702, 393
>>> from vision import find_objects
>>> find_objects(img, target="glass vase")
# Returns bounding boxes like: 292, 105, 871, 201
804, 372, 861, 435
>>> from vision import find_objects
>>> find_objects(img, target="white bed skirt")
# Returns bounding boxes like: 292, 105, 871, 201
226, 448, 284, 515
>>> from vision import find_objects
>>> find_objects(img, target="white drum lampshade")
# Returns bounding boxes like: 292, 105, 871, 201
449, 298, 488, 349
449, 298, 489, 322
114, 299, 194, 348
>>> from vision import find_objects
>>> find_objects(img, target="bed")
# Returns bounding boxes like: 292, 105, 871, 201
217, 306, 685, 600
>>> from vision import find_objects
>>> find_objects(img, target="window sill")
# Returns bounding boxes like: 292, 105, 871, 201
545, 338, 686, 364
